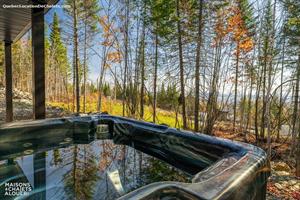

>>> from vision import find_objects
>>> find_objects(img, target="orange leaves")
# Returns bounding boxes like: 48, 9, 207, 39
228, 13, 242, 32
229, 14, 247, 41
99, 15, 115, 46
213, 3, 254, 55
107, 52, 122, 63
98, 15, 122, 66
99, 15, 112, 34
226, 5, 254, 54
239, 38, 254, 53
101, 40, 112, 46
104, 63, 111, 69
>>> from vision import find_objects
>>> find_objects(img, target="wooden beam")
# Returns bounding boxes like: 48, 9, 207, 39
32, 6, 45, 120
5, 42, 13, 122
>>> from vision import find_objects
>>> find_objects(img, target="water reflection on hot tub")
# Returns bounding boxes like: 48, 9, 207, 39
0, 139, 191, 200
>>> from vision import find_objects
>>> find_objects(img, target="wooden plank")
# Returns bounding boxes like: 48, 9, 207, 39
5, 42, 13, 122
32, 7, 45, 119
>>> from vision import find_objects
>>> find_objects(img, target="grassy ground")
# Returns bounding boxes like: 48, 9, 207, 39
49, 97, 183, 128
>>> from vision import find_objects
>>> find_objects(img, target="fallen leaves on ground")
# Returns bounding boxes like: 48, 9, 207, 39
267, 161, 300, 200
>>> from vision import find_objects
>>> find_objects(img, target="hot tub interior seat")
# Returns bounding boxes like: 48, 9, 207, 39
102, 115, 246, 176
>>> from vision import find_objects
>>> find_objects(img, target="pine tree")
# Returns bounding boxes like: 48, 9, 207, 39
65, 0, 80, 113
79, 0, 100, 113
49, 12, 70, 102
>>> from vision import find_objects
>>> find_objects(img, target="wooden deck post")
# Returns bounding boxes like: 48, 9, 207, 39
5, 42, 13, 122
32, 6, 45, 120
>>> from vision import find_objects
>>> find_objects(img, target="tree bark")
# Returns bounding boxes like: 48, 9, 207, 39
233, 44, 240, 130
122, 0, 129, 117
292, 52, 300, 153
73, 0, 80, 113
194, 0, 203, 132
295, 52, 300, 177
261, 28, 270, 140
277, 37, 285, 141
140, 11, 146, 119
176, 0, 187, 129
246, 70, 253, 132
153, 33, 158, 123
83, 17, 87, 113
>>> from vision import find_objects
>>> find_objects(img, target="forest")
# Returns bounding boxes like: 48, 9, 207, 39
0, 0, 299, 198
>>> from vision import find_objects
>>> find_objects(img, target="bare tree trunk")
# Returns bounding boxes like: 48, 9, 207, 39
175, 105, 179, 128
140, 13, 145, 119
114, 65, 117, 101
295, 52, 300, 176
277, 38, 285, 141
240, 77, 247, 133
297, 125, 300, 177
73, 0, 80, 113
194, 0, 203, 132
83, 20, 87, 113
233, 45, 240, 130
292, 53, 300, 152
176, 0, 187, 129
97, 77, 103, 113
97, 46, 107, 113
246, 75, 253, 132
54, 60, 57, 101
153, 33, 158, 123
63, 75, 70, 110
246, 45, 257, 133
255, 31, 263, 142
261, 30, 270, 141
72, 51, 76, 112
122, 0, 129, 117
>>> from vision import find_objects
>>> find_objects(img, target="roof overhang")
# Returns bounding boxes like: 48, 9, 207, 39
0, 0, 59, 42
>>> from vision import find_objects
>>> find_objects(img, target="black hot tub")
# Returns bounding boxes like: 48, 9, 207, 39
0, 114, 270, 200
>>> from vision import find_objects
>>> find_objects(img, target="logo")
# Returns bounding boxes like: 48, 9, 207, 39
4, 182, 32, 197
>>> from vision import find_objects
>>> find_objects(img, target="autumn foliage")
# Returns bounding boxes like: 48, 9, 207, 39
214, 3, 254, 55
99, 15, 122, 65
227, 6, 254, 54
